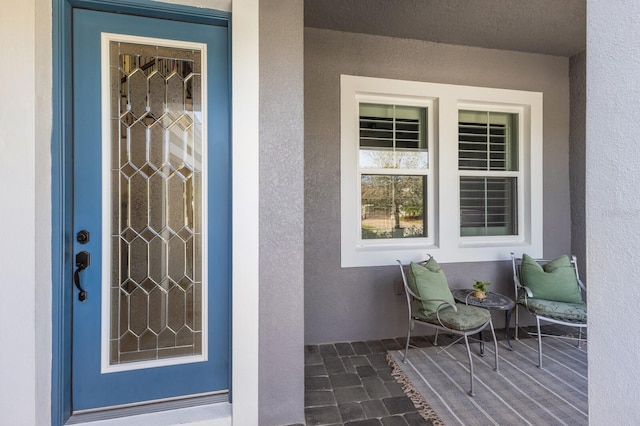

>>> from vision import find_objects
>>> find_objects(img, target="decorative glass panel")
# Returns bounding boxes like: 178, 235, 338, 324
460, 177, 517, 236
109, 41, 203, 365
361, 175, 427, 239
359, 104, 428, 169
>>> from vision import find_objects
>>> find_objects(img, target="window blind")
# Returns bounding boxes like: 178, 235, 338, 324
459, 111, 518, 236
359, 104, 424, 150
458, 111, 515, 171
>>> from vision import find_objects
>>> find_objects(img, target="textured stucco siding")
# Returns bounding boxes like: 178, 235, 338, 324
259, 1, 305, 424
570, 52, 586, 279
586, 0, 640, 422
304, 28, 572, 344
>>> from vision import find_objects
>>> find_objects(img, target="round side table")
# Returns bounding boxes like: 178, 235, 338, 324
451, 289, 515, 350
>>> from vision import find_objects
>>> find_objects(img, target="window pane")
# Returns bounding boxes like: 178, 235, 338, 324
359, 103, 428, 169
361, 175, 426, 239
460, 177, 517, 236
110, 41, 203, 365
458, 111, 518, 171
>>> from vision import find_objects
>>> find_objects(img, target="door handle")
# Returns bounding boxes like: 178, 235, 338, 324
74, 251, 90, 302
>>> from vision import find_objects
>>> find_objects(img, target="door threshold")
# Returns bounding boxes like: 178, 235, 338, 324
66, 393, 230, 426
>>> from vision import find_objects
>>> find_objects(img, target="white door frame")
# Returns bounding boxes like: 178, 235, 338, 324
49, 0, 260, 424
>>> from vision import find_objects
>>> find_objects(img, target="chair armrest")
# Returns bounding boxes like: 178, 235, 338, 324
511, 252, 534, 299
411, 298, 457, 313
520, 285, 533, 298
513, 269, 532, 297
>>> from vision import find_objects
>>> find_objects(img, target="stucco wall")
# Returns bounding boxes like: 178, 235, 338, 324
304, 28, 572, 343
586, 0, 640, 422
259, 1, 305, 424
569, 52, 586, 278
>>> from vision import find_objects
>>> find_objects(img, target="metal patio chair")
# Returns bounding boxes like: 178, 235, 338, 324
511, 253, 587, 368
396, 259, 499, 396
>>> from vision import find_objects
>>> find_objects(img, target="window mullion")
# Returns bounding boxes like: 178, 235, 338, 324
483, 177, 489, 230
392, 104, 397, 168
486, 111, 491, 171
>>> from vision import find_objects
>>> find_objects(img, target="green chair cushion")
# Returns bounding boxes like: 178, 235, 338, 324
408, 257, 456, 316
417, 303, 491, 331
518, 297, 587, 322
520, 254, 584, 304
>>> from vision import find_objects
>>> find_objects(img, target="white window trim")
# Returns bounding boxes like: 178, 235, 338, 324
340, 75, 543, 267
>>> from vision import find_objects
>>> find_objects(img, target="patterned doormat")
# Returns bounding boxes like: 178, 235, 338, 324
387, 337, 587, 425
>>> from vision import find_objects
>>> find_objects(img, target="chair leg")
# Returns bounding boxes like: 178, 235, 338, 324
578, 327, 583, 348
536, 317, 543, 369
433, 329, 439, 346
464, 334, 475, 397
403, 324, 411, 363
514, 304, 520, 340
488, 318, 499, 373
403, 319, 414, 363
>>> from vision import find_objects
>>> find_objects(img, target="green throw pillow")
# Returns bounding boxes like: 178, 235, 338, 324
520, 254, 584, 304
406, 256, 440, 295
409, 257, 455, 315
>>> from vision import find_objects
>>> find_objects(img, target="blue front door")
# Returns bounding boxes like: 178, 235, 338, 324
71, 8, 230, 411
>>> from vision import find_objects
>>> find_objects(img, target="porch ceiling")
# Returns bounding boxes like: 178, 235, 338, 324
305, 0, 585, 57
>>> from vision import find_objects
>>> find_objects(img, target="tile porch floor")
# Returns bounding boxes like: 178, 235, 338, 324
303, 336, 434, 426
298, 325, 578, 425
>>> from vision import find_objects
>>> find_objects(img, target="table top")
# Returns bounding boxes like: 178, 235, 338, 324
451, 289, 515, 311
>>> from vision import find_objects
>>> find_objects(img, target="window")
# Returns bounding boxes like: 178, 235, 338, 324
458, 111, 519, 237
359, 104, 429, 240
341, 75, 542, 267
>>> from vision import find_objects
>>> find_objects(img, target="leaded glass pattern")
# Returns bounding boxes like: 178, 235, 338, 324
109, 41, 203, 365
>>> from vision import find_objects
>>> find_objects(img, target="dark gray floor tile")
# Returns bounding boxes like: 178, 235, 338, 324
305, 406, 342, 426
345, 420, 383, 426
367, 353, 390, 369
336, 342, 356, 356
330, 373, 361, 388
349, 355, 372, 367
382, 396, 418, 415
306, 376, 332, 391
356, 365, 377, 378
305, 352, 324, 366
305, 390, 336, 407
381, 339, 403, 350
334, 386, 369, 404
385, 380, 406, 397
361, 399, 389, 418
341, 356, 357, 374
381, 416, 409, 426
351, 341, 372, 355
409, 336, 433, 348
403, 412, 432, 425
324, 357, 347, 375
366, 340, 386, 353
377, 369, 395, 382
394, 337, 408, 349
306, 364, 328, 377
361, 377, 391, 399
320, 344, 339, 358
339, 402, 366, 422
305, 345, 320, 354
